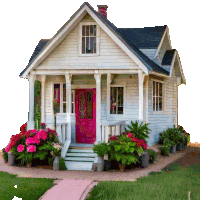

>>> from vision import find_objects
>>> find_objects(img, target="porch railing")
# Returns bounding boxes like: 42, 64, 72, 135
56, 123, 68, 146
101, 121, 126, 143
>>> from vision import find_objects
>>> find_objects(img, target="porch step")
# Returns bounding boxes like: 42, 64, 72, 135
65, 144, 97, 171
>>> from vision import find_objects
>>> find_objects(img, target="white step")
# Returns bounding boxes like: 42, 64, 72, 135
65, 145, 97, 171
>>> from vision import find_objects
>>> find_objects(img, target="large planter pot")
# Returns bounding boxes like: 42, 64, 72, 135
181, 143, 184, 150
169, 145, 176, 153
97, 157, 104, 172
8, 152, 15, 166
176, 143, 183, 151
119, 163, 126, 172
140, 152, 149, 168
104, 161, 111, 171
53, 156, 60, 171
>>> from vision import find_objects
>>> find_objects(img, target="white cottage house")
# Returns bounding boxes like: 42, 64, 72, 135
19, 2, 186, 170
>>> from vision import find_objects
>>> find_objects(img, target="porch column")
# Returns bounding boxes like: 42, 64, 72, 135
138, 70, 143, 121
146, 75, 149, 123
27, 72, 36, 130
94, 73, 101, 143
107, 73, 111, 120
65, 73, 72, 141
41, 75, 46, 124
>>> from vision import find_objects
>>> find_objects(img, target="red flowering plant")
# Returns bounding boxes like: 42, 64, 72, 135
4, 122, 61, 166
107, 131, 146, 166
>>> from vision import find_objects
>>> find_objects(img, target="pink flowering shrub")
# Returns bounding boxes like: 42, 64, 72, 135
4, 122, 60, 166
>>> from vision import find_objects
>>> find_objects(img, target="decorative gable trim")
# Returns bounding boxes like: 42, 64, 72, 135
154, 26, 171, 60
169, 50, 186, 85
20, 3, 150, 79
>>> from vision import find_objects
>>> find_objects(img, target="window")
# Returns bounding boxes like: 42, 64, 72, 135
82, 25, 96, 54
110, 87, 123, 114
153, 81, 163, 111
53, 83, 75, 114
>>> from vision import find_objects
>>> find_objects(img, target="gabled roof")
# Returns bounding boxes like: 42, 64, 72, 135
118, 26, 167, 49
162, 49, 176, 65
19, 2, 170, 78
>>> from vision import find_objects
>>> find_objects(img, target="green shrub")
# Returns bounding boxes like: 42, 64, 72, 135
93, 142, 110, 157
59, 158, 67, 170
146, 149, 157, 164
2, 148, 8, 162
160, 146, 169, 156
124, 120, 151, 143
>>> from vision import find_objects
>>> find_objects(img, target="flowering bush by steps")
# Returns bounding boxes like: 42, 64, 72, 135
5, 123, 62, 165
108, 131, 148, 166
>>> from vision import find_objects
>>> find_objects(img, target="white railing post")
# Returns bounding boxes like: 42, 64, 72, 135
102, 125, 105, 142
116, 125, 120, 136
41, 75, 46, 124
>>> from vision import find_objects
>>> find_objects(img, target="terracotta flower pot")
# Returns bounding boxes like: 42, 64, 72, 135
119, 163, 126, 172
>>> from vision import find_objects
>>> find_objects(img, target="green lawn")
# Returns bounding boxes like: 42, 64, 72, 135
86, 163, 200, 200
0, 171, 55, 200
1, 158, 200, 200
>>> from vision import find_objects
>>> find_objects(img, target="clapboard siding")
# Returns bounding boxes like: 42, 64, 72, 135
37, 18, 140, 70
147, 68, 177, 146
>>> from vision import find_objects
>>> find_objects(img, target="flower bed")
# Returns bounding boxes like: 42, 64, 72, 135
4, 123, 62, 167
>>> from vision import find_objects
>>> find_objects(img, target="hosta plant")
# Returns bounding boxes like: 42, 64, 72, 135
124, 120, 151, 143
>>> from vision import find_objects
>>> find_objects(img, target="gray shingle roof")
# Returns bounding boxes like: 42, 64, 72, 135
162, 49, 176, 65
29, 39, 49, 63
19, 2, 169, 77
117, 26, 167, 49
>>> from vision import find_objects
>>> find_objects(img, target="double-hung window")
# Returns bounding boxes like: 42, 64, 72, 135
110, 87, 124, 114
79, 22, 99, 56
53, 83, 75, 114
153, 81, 163, 111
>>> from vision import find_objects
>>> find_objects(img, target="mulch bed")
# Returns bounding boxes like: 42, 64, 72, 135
163, 145, 200, 170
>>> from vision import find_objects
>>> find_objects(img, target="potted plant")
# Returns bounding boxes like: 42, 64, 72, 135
50, 142, 62, 170
124, 120, 151, 143
41, 123, 46, 130
146, 149, 157, 164
93, 142, 110, 171
2, 148, 8, 163
108, 132, 146, 172
4, 123, 59, 168
160, 146, 169, 156
175, 129, 184, 151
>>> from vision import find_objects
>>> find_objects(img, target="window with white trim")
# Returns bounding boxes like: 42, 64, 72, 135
110, 87, 124, 114
53, 83, 75, 114
153, 81, 163, 111
81, 25, 97, 54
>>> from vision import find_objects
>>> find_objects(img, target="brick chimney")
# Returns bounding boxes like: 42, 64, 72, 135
97, 5, 108, 18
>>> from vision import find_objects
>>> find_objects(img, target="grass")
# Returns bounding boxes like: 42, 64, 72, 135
0, 171, 55, 200
1, 144, 199, 199
85, 163, 200, 200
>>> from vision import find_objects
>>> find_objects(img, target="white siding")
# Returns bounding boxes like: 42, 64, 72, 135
37, 17, 140, 70
147, 69, 177, 146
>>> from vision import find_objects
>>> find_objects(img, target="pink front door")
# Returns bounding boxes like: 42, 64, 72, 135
75, 89, 96, 143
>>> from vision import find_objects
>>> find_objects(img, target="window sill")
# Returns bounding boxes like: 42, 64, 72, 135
78, 53, 99, 57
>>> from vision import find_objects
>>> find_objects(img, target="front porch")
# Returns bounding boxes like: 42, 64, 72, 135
27, 69, 147, 143
26, 69, 148, 170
